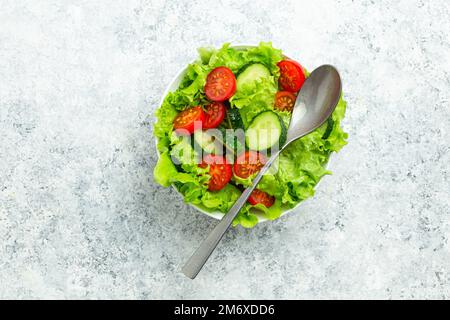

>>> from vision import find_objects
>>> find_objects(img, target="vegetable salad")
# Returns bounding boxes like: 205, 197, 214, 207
153, 42, 347, 228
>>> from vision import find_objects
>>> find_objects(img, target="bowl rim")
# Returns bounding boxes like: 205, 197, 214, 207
154, 43, 332, 223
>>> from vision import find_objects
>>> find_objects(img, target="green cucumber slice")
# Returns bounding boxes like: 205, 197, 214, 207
194, 131, 221, 154
219, 127, 245, 155
236, 63, 271, 92
194, 128, 245, 156
227, 108, 244, 130
245, 111, 286, 151
322, 117, 334, 139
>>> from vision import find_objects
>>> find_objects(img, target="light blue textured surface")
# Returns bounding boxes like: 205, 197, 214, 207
0, 0, 449, 299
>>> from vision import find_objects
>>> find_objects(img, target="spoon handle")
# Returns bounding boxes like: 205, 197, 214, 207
182, 151, 280, 279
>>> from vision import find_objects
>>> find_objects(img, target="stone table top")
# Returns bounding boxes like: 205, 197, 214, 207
0, 0, 449, 299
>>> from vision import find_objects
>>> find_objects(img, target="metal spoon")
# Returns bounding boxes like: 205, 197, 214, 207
182, 65, 342, 279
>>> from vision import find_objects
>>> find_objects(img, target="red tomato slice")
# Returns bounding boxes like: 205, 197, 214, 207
204, 67, 236, 102
202, 102, 226, 129
274, 91, 296, 112
248, 189, 275, 207
234, 151, 267, 179
277, 60, 306, 93
199, 154, 232, 191
173, 106, 204, 134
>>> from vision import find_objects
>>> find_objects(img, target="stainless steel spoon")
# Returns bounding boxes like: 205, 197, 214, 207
182, 65, 342, 279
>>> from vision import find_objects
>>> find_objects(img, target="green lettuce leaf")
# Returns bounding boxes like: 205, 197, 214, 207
201, 184, 241, 212
231, 173, 254, 188
258, 172, 283, 197
230, 76, 278, 127
153, 151, 178, 187
173, 162, 210, 206
251, 199, 283, 221
154, 101, 177, 142
206, 43, 246, 73
198, 42, 282, 75
232, 204, 259, 228
241, 42, 283, 76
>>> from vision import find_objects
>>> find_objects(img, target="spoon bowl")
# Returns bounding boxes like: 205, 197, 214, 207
286, 65, 342, 143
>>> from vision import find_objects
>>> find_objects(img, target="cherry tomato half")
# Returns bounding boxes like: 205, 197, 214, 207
248, 189, 275, 207
274, 91, 296, 112
173, 106, 204, 134
277, 60, 305, 93
199, 154, 232, 191
204, 67, 236, 102
202, 102, 226, 129
234, 151, 267, 179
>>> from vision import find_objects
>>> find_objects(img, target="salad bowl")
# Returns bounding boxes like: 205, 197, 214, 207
154, 43, 347, 226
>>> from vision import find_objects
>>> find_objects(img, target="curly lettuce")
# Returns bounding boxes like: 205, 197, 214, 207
230, 76, 278, 127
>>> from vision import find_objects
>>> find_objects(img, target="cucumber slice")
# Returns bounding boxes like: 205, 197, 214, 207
227, 108, 245, 130
245, 111, 286, 151
195, 128, 245, 156
194, 131, 221, 154
236, 63, 271, 92
219, 127, 245, 155
322, 117, 334, 139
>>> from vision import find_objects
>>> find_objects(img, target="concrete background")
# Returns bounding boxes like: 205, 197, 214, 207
0, 0, 449, 299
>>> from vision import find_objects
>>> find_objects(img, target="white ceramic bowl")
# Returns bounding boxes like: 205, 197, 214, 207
155, 44, 331, 223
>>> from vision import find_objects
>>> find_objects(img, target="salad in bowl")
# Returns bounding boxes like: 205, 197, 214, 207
153, 42, 347, 228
